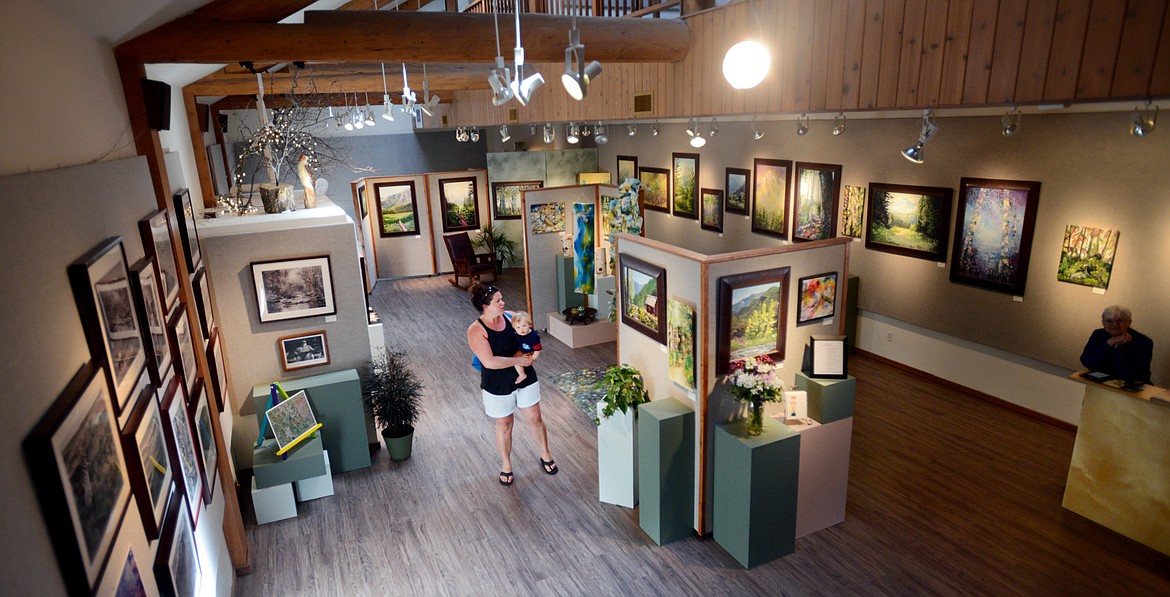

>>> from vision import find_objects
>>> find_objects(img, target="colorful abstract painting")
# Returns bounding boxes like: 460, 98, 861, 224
667, 299, 695, 389
949, 178, 1041, 295
751, 158, 791, 239
797, 272, 837, 325
672, 153, 699, 218
573, 203, 595, 294
640, 167, 670, 213
792, 162, 841, 242
529, 202, 566, 234
841, 185, 866, 238
1058, 225, 1120, 289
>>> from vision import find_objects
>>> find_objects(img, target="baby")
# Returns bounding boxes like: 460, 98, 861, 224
512, 311, 542, 384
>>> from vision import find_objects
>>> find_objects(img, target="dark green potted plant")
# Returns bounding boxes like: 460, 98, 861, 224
596, 364, 650, 420
361, 351, 424, 461
472, 227, 519, 273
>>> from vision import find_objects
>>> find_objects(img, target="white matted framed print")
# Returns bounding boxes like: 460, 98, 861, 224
129, 256, 173, 389
188, 381, 218, 506
120, 378, 173, 541
250, 255, 336, 323
279, 330, 330, 371
168, 308, 198, 398
161, 377, 204, 524
154, 489, 202, 597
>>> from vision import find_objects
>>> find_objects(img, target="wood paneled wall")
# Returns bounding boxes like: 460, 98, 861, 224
445, 0, 1170, 127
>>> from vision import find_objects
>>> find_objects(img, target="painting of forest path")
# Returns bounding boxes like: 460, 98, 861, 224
729, 281, 781, 361
793, 163, 840, 241
841, 185, 865, 238
439, 178, 479, 232
640, 168, 669, 212
573, 203, 595, 294
672, 153, 698, 218
865, 183, 952, 262
1058, 225, 1120, 289
376, 182, 418, 236
752, 159, 790, 238
667, 299, 695, 389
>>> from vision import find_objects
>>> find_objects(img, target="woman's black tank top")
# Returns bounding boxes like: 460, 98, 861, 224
477, 316, 537, 395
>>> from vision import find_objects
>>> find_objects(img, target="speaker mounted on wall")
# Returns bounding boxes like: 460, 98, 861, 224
140, 78, 172, 131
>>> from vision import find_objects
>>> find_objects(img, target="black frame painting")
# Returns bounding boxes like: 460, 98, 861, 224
796, 271, 839, 326
138, 209, 181, 314
154, 489, 202, 597
438, 176, 481, 232
949, 177, 1041, 295
491, 180, 542, 220
792, 162, 842, 242
205, 329, 228, 413
250, 255, 337, 323
865, 182, 953, 262
716, 266, 791, 374
191, 266, 215, 341
639, 166, 670, 213
373, 180, 421, 238
120, 378, 172, 541
725, 167, 751, 214
168, 308, 198, 398
188, 381, 218, 506
172, 188, 202, 272
618, 254, 667, 344
128, 256, 172, 390
751, 158, 792, 240
617, 155, 638, 182
671, 152, 700, 219
700, 187, 724, 233
161, 377, 205, 521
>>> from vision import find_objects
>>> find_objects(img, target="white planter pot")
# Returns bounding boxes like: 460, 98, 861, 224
597, 401, 638, 508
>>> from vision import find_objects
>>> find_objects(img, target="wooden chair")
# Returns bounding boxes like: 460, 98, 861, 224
442, 232, 498, 288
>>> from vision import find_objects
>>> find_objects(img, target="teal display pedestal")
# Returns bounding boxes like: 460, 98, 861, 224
713, 418, 800, 568
252, 436, 325, 489
637, 398, 695, 546
252, 369, 371, 474
795, 372, 856, 424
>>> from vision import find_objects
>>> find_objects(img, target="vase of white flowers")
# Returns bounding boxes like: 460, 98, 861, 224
725, 354, 784, 435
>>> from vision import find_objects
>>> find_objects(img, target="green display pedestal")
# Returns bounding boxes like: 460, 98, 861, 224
795, 372, 856, 424
637, 398, 695, 546
252, 436, 326, 489
252, 369, 371, 474
713, 419, 800, 568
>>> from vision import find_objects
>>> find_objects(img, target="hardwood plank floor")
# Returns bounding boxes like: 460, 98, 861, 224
234, 271, 1170, 596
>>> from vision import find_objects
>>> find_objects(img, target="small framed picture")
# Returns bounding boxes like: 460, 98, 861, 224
168, 308, 198, 398
205, 330, 229, 413
672, 152, 700, 219
172, 188, 203, 271
616, 155, 638, 182
250, 255, 336, 323
700, 188, 724, 233
191, 266, 215, 341
619, 254, 667, 344
491, 180, 542, 220
725, 167, 751, 214
808, 335, 848, 379
128, 256, 173, 389
154, 489, 202, 597
639, 167, 670, 213
265, 390, 321, 452
161, 377, 205, 521
121, 378, 173, 541
373, 180, 421, 237
138, 208, 181, 313
279, 330, 330, 371
797, 272, 838, 326
188, 382, 218, 505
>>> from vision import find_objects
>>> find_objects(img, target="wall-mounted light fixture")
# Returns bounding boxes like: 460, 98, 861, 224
1131, 102, 1158, 137
902, 109, 939, 163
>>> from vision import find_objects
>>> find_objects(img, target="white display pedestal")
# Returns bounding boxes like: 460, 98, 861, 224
251, 478, 297, 524
295, 449, 335, 502
792, 418, 852, 537
546, 313, 616, 348
597, 402, 638, 508
368, 321, 385, 362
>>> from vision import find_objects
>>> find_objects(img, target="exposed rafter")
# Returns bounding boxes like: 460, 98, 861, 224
188, 63, 491, 96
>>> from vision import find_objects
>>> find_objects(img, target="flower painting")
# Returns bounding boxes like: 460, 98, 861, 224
1058, 225, 1120, 289
374, 181, 419, 237
667, 299, 695, 389
529, 202, 566, 234
841, 185, 866, 238
752, 158, 791, 239
949, 178, 1040, 295
865, 182, 953, 262
639, 167, 670, 213
700, 188, 724, 232
672, 153, 699, 218
792, 162, 841, 242
726, 167, 750, 214
797, 272, 837, 325
439, 177, 480, 232
716, 267, 790, 374
573, 203, 595, 294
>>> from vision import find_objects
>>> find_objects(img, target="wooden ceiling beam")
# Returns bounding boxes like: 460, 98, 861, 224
116, 11, 690, 64
194, 0, 319, 23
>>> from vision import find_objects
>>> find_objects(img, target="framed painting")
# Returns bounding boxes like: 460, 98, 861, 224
865, 182, 953, 262
373, 180, 420, 238
189, 382, 218, 506
841, 184, 866, 238
639, 166, 670, 213
492, 180, 542, 220
716, 266, 790, 374
205, 330, 228, 413
949, 177, 1041, 295
95, 534, 149, 597
357, 183, 367, 220
792, 162, 842, 242
121, 378, 172, 541
279, 330, 330, 371
250, 255, 336, 323
667, 299, 695, 389
619, 254, 667, 344
439, 176, 481, 232
172, 188, 202, 272
191, 266, 215, 341
68, 237, 146, 414
672, 152, 699, 219
24, 362, 132, 596
154, 490, 202, 597
617, 155, 638, 182
529, 202, 566, 234
752, 158, 792, 239
797, 272, 838, 326
168, 308, 198, 398
573, 203, 596, 294
266, 390, 321, 451
700, 188, 724, 232
161, 377, 204, 521
138, 209, 181, 313
1057, 225, 1120, 289
129, 256, 172, 390
577, 172, 611, 185
726, 167, 751, 214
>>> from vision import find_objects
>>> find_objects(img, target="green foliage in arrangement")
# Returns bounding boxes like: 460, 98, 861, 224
595, 364, 650, 420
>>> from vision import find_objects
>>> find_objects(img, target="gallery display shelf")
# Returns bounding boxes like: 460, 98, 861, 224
637, 398, 695, 546
795, 372, 856, 424
251, 369, 371, 474
547, 312, 616, 348
197, 195, 351, 238
251, 441, 334, 525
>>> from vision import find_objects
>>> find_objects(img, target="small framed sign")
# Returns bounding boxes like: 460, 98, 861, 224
806, 335, 848, 379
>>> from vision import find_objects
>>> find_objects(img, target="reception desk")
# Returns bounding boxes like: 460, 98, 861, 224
1063, 373, 1170, 556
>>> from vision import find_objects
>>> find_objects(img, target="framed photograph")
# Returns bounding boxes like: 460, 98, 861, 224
808, 335, 848, 379
168, 308, 198, 397
797, 272, 838, 326
172, 188, 202, 272
617, 155, 638, 182
700, 188, 724, 232
138, 209, 181, 313
205, 330, 229, 413
667, 299, 695, 389
120, 379, 173, 541
841, 184, 866, 238
865, 182, 953, 262
752, 158, 792, 239
250, 255, 336, 323
529, 202, 566, 234
1057, 225, 1120, 289
726, 167, 751, 214
189, 382, 218, 506
265, 390, 320, 451
491, 180, 542, 220
161, 377, 204, 521
373, 180, 420, 237
638, 166, 670, 213
672, 152, 699, 219
68, 237, 146, 414
439, 176, 481, 232
619, 254, 667, 344
129, 257, 172, 389
357, 183, 367, 220
191, 266, 215, 341
95, 536, 149, 597
24, 362, 132, 596
279, 330, 330, 371
949, 177, 1041, 295
792, 162, 842, 242
716, 266, 791, 374
154, 489, 202, 597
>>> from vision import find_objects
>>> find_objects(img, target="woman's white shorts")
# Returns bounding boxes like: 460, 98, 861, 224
482, 383, 541, 418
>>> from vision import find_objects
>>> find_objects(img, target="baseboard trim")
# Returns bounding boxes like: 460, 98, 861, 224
855, 348, 1077, 432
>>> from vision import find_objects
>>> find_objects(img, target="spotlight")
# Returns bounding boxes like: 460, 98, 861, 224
364, 100, 377, 127
530, 124, 538, 136
709, 119, 719, 137
652, 121, 660, 136
508, 3, 545, 106
543, 123, 554, 143
566, 123, 580, 144
470, 127, 481, 142
581, 124, 592, 137
594, 123, 608, 145
1131, 103, 1158, 137
752, 117, 764, 140
343, 116, 354, 131
562, 19, 602, 100
353, 111, 364, 129
500, 125, 511, 142
689, 132, 706, 148
723, 40, 771, 90
902, 109, 939, 164
796, 114, 809, 136
628, 122, 637, 136
382, 94, 395, 121
455, 127, 464, 142
832, 113, 846, 136
488, 62, 515, 106
686, 119, 699, 137
1001, 108, 1020, 137
326, 106, 335, 129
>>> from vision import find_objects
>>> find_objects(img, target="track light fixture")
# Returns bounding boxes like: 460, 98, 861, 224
902, 109, 939, 163
500, 125, 511, 142
581, 124, 592, 137
1131, 102, 1157, 137
752, 117, 764, 140
709, 119, 719, 137
594, 123, 608, 145
796, 114, 809, 136
509, 1, 545, 105
401, 64, 417, 116
1001, 107, 1020, 137
562, 17, 602, 101
566, 122, 580, 144
469, 127, 480, 143
530, 124, 537, 136
628, 122, 637, 136
487, 9, 514, 107
832, 113, 846, 136
689, 127, 707, 148
652, 121, 661, 136
419, 65, 440, 117
364, 93, 376, 127
543, 123, 554, 143
342, 94, 354, 130
375, 2, 396, 121
685, 119, 698, 137
455, 127, 465, 142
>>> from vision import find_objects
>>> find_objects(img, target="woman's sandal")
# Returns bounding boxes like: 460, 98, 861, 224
539, 458, 558, 475
499, 471, 514, 486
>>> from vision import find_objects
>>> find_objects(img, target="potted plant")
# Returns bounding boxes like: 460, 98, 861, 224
594, 364, 650, 507
361, 350, 424, 461
472, 227, 519, 273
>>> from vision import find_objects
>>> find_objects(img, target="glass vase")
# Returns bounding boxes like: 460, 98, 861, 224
748, 399, 764, 436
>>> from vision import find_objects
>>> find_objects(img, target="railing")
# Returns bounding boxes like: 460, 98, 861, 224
463, 0, 678, 18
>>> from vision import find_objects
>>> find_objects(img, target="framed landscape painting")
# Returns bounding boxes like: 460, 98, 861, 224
841, 184, 866, 238
700, 188, 724, 232
619, 254, 667, 344
279, 330, 330, 371
439, 176, 480, 232
797, 272, 838, 325
138, 209, 181, 313
667, 299, 695, 389
492, 180, 541, 220
639, 166, 670, 213
617, 155, 638, 182
716, 266, 790, 374
865, 182, 953, 262
1058, 225, 1120, 289
373, 181, 420, 237
752, 158, 792, 239
672, 153, 699, 219
726, 167, 750, 214
949, 178, 1041, 295
251, 255, 336, 323
792, 162, 841, 242
121, 380, 173, 541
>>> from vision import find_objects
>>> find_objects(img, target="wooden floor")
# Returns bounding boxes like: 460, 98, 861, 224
235, 272, 1170, 596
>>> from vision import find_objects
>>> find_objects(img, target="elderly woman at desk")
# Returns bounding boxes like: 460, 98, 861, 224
1080, 305, 1153, 384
